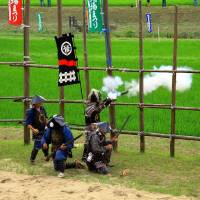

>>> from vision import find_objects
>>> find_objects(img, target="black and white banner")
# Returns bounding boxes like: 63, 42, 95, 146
55, 33, 80, 86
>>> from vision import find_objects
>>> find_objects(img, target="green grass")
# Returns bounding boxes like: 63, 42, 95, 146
1, 128, 200, 198
0, 36, 200, 136
0, 0, 195, 6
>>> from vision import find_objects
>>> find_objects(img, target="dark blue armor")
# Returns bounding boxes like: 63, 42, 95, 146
42, 125, 74, 173
26, 106, 48, 162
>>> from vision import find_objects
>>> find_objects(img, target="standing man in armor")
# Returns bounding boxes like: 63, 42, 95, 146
86, 122, 116, 175
26, 95, 49, 164
42, 115, 84, 178
82, 89, 112, 161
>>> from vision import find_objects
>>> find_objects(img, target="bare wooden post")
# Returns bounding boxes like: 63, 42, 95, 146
57, 0, 65, 118
138, 0, 145, 153
103, 0, 115, 129
83, 0, 90, 98
23, 0, 30, 145
170, 6, 178, 157
103, 0, 116, 149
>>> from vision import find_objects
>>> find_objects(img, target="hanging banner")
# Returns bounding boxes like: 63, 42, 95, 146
162, 0, 167, 7
8, 0, 23, 26
36, 12, 43, 32
87, 0, 103, 32
55, 33, 80, 86
146, 12, 153, 33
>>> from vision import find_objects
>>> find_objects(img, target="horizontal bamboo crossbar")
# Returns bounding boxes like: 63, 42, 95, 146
0, 62, 25, 65
0, 61, 33, 65
0, 96, 30, 100
1, 97, 200, 111
119, 131, 200, 141
0, 119, 24, 123
1, 119, 199, 141
8, 63, 200, 74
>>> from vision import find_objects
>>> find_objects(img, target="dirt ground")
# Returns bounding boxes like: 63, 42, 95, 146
0, 171, 193, 200
0, 127, 196, 200
0, 127, 23, 140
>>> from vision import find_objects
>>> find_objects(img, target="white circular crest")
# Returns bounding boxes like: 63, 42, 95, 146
61, 41, 72, 56
49, 122, 54, 128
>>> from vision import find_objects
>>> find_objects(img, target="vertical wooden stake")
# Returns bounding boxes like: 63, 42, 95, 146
83, 0, 90, 98
103, 0, 116, 149
170, 6, 178, 157
158, 26, 160, 42
23, 0, 30, 145
138, 0, 145, 153
57, 0, 65, 118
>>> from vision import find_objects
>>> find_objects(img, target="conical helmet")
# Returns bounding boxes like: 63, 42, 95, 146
88, 89, 101, 102
32, 95, 46, 105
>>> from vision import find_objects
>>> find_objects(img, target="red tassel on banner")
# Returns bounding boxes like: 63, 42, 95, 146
8, 0, 23, 26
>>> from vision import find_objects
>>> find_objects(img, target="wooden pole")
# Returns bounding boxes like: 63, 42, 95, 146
57, 0, 65, 118
170, 6, 178, 157
23, 0, 30, 145
10, 63, 200, 74
103, 0, 116, 129
82, 0, 90, 98
138, 0, 145, 153
103, 0, 116, 150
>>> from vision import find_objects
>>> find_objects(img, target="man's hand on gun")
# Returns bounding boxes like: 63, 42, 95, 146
28, 125, 39, 135
104, 97, 113, 107
32, 128, 39, 135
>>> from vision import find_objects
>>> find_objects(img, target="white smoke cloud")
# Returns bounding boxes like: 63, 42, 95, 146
125, 66, 193, 97
102, 76, 123, 99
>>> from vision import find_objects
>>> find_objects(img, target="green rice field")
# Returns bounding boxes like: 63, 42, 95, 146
0, 35, 200, 136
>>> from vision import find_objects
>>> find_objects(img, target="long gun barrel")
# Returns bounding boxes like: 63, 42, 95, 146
114, 115, 132, 137
120, 90, 129, 96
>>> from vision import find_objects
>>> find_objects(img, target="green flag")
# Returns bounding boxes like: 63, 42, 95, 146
36, 12, 43, 32
87, 0, 103, 32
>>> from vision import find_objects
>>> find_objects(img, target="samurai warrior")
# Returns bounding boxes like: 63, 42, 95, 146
82, 89, 112, 161
86, 122, 116, 175
42, 115, 84, 178
26, 95, 49, 164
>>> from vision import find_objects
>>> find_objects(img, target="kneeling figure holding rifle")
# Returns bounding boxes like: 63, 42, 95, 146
42, 115, 84, 178
86, 122, 117, 175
